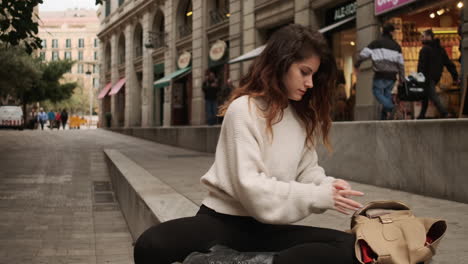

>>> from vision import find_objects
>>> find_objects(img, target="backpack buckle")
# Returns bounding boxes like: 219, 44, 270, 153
379, 217, 393, 224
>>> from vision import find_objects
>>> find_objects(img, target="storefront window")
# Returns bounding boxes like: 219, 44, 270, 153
330, 27, 357, 121
384, 0, 463, 117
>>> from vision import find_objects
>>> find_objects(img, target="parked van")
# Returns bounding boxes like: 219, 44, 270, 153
0, 106, 24, 130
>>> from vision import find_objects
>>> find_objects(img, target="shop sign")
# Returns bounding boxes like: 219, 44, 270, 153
209, 40, 227, 61
375, 0, 418, 16
326, 1, 357, 25
177, 51, 191, 69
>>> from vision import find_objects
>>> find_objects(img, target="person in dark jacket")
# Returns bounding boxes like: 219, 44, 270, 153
60, 109, 68, 129
202, 70, 220, 125
355, 23, 405, 120
417, 29, 459, 119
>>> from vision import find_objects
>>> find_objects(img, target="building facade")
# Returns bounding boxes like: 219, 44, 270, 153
38, 9, 100, 114
98, 0, 468, 127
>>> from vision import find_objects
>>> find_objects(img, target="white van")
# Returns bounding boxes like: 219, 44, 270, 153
0, 105, 24, 130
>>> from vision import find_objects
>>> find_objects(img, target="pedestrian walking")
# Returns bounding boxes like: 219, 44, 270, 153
417, 29, 459, 119
47, 110, 55, 129
134, 24, 364, 264
37, 108, 48, 130
60, 109, 68, 129
54, 111, 61, 130
202, 70, 220, 125
354, 23, 405, 120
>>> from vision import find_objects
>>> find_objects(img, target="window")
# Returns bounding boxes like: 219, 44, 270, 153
105, 0, 111, 17
78, 51, 84, 61
77, 64, 84, 73
41, 39, 47, 48
52, 51, 59, 61
93, 64, 99, 74
64, 51, 72, 59
66, 39, 72, 48
39, 52, 46, 60
94, 51, 98, 60
93, 78, 99, 88
118, 0, 124, 6
52, 39, 58, 48
78, 38, 85, 48
94, 38, 99, 48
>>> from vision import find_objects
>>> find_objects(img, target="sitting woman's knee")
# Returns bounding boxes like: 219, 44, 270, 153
134, 226, 172, 264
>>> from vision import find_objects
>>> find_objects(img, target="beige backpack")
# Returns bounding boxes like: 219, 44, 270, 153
350, 201, 447, 264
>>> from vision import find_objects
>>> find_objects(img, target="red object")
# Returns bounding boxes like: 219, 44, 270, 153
359, 240, 376, 263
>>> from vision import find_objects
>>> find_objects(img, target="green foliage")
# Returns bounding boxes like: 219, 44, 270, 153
0, 46, 77, 106
0, 45, 41, 99
0, 0, 43, 53
95, 0, 103, 5
41, 85, 89, 115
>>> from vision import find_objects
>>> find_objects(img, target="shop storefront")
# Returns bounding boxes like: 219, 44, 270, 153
208, 40, 229, 106
376, 0, 464, 118
153, 63, 164, 126
154, 51, 192, 126
321, 1, 357, 121
108, 78, 126, 127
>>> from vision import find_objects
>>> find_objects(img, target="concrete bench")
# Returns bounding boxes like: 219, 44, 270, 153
104, 149, 199, 241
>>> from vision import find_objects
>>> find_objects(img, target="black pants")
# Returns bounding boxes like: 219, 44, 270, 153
134, 205, 357, 264
419, 80, 448, 118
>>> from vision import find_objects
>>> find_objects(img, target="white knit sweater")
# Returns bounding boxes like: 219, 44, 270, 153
200, 95, 335, 224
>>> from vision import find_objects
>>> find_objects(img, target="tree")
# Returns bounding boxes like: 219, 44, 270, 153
95, 0, 103, 5
0, 46, 77, 123
0, 0, 43, 54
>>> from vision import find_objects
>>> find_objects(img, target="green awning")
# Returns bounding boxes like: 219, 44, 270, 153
153, 66, 192, 88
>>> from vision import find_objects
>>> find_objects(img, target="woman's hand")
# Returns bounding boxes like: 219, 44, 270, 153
332, 179, 364, 215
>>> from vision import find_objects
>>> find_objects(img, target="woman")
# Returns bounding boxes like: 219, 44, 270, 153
134, 24, 364, 264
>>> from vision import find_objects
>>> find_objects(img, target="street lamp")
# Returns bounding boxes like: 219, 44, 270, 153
84, 62, 94, 128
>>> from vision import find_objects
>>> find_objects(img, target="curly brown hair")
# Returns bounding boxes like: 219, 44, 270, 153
219, 24, 337, 149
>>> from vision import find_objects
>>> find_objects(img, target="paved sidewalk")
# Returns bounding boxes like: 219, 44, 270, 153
110, 131, 468, 264
1, 129, 467, 264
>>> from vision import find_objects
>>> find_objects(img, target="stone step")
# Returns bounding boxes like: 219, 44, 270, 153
104, 149, 199, 241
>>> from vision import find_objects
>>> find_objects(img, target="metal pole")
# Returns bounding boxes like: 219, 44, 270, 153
89, 76, 92, 128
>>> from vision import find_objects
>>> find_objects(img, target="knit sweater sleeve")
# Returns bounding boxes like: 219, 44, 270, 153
220, 99, 335, 224
296, 147, 335, 186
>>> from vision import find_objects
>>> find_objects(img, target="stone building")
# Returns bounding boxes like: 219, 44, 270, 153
98, 0, 468, 127
38, 9, 100, 114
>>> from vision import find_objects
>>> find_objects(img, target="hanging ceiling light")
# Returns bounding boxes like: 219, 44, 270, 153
430, 13, 436, 18
350, 41, 356, 46
457, 2, 463, 9
436, 9, 445, 16
186, 11, 193, 17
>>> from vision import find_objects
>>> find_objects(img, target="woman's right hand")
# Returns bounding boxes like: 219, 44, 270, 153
332, 179, 364, 215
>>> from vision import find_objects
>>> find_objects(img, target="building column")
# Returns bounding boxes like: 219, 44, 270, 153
98, 38, 106, 126
229, 0, 243, 86
191, 0, 207, 125
124, 23, 140, 127
294, 0, 310, 27
241, 0, 255, 74
141, 12, 154, 127
163, 0, 175, 126
355, 0, 379, 120
110, 33, 119, 127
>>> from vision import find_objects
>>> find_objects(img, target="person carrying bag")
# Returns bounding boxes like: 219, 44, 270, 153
350, 201, 447, 264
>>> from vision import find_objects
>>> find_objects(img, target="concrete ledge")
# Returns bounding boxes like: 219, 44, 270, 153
104, 149, 199, 241
108, 126, 221, 153
106, 119, 468, 204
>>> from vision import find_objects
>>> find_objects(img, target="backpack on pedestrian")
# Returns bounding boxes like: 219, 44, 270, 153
350, 201, 447, 264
